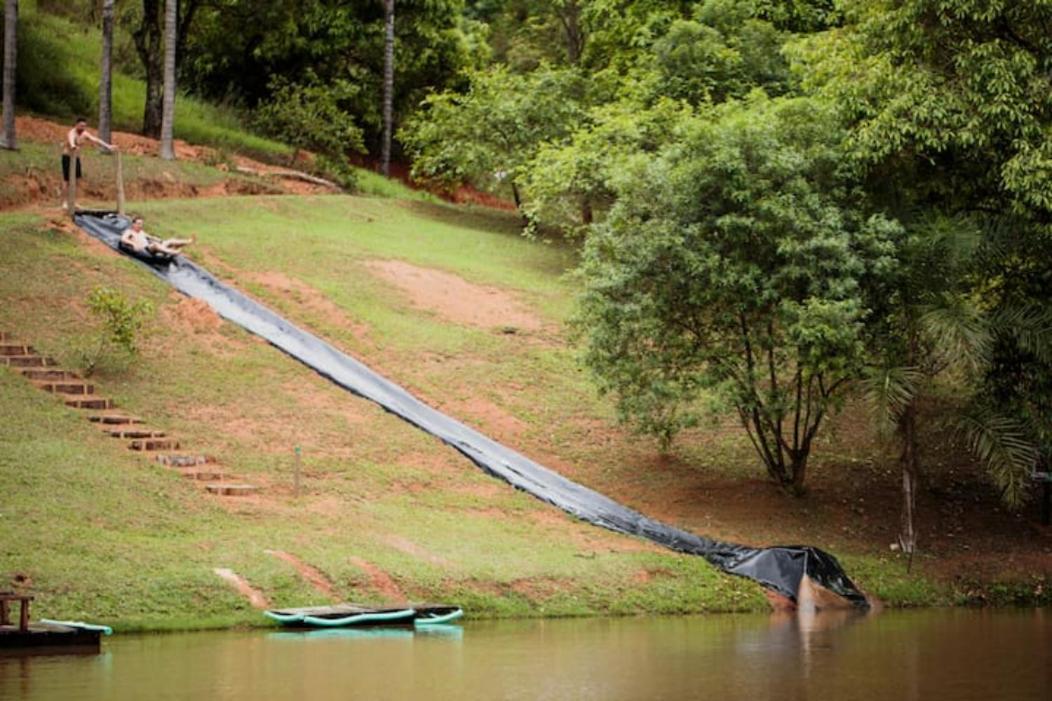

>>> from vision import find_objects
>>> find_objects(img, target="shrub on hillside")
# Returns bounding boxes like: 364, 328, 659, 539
253, 78, 365, 168
74, 287, 154, 376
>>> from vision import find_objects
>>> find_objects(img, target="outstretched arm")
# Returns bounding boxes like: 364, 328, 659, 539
82, 132, 117, 151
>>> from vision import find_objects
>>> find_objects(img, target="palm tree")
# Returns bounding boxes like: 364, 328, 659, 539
99, 0, 115, 146
1, 0, 17, 150
380, 0, 395, 176
160, 0, 177, 160
864, 216, 1047, 559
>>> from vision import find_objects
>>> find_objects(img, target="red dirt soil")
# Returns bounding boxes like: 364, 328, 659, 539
348, 556, 407, 602
364, 259, 544, 332
265, 550, 339, 600
213, 567, 270, 609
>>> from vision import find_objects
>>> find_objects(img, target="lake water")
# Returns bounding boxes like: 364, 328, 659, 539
2, 610, 1049, 700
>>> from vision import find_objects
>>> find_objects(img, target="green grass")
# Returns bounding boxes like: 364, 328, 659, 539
0, 209, 776, 630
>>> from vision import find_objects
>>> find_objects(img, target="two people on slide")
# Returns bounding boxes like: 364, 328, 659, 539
60, 118, 196, 259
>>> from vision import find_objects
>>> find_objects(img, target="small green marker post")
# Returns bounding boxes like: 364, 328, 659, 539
294, 446, 302, 498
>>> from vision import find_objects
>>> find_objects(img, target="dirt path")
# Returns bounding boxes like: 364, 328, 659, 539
364, 259, 544, 332
213, 567, 270, 609
348, 556, 406, 602
265, 550, 339, 600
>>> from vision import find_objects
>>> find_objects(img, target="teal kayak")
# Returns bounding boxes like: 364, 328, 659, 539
300, 608, 417, 628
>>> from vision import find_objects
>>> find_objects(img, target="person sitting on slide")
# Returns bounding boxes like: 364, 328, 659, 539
119, 217, 196, 258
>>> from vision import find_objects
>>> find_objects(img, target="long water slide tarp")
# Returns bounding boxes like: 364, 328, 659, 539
76, 213, 867, 607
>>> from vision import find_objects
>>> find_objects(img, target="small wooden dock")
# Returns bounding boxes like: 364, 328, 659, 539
0, 593, 102, 655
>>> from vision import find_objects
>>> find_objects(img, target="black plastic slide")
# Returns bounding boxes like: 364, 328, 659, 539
76, 212, 868, 608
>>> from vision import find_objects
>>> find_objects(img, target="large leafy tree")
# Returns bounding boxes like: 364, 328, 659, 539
400, 65, 584, 208
577, 95, 900, 493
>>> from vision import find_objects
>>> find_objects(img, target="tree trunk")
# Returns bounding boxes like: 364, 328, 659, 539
898, 399, 919, 559
134, 0, 164, 138
380, 0, 395, 176
98, 0, 115, 145
557, 1, 585, 65
1, 0, 17, 150
159, 0, 177, 160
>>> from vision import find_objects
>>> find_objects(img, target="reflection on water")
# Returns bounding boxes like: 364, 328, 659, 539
1, 610, 1049, 700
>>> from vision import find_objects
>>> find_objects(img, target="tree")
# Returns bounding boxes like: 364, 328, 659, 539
381, 0, 395, 176
576, 95, 900, 493
159, 0, 176, 159
98, 0, 115, 145
523, 97, 689, 235
863, 215, 1051, 555
795, 0, 1052, 519
1, 0, 16, 150
400, 65, 584, 210
133, 0, 201, 138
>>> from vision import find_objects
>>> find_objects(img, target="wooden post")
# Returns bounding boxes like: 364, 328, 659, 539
294, 445, 302, 498
0, 599, 9, 626
116, 150, 126, 215
18, 598, 29, 632
66, 150, 78, 219
1042, 480, 1050, 526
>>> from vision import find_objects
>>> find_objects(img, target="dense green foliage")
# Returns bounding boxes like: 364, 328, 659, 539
577, 95, 900, 490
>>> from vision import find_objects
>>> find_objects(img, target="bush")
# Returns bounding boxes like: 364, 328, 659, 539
74, 287, 153, 376
252, 78, 365, 165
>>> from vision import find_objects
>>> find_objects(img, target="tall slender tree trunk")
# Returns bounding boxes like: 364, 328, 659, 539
898, 330, 921, 561
380, 0, 395, 176
134, 0, 163, 138
1, 0, 17, 150
98, 0, 115, 146
898, 400, 919, 562
160, 0, 177, 160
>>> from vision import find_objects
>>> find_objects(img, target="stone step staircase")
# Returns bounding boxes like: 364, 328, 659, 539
1, 332, 259, 497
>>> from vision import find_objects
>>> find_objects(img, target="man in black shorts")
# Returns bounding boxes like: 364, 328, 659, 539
62, 117, 117, 210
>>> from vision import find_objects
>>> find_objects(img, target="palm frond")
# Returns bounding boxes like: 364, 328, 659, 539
861, 365, 923, 438
956, 408, 1039, 507
992, 303, 1052, 365
919, 295, 991, 374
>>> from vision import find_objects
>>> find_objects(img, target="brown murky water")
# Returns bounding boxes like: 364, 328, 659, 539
1, 610, 1049, 700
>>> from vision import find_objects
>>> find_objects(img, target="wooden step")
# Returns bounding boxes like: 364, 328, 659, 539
35, 381, 94, 395
2, 355, 57, 368
129, 439, 180, 452
154, 454, 212, 467
205, 483, 259, 497
179, 469, 227, 482
0, 343, 33, 356
63, 395, 113, 410
88, 414, 143, 425
104, 428, 167, 440
19, 368, 80, 381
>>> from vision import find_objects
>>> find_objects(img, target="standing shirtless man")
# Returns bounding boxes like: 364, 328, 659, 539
62, 117, 117, 210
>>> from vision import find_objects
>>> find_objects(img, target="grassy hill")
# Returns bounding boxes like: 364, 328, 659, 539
4, 187, 1047, 632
